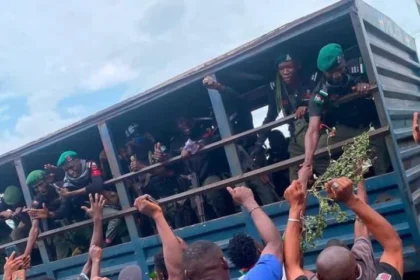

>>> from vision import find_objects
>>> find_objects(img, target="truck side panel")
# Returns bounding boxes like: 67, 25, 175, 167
353, 0, 420, 249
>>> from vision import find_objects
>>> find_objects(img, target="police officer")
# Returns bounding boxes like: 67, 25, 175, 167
299, 43, 389, 187
49, 151, 122, 247
26, 170, 73, 259
253, 53, 318, 181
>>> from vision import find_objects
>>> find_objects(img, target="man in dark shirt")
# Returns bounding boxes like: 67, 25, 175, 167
52, 151, 121, 247
202, 75, 255, 150
26, 170, 73, 259
170, 116, 234, 219
0, 185, 29, 243
284, 178, 403, 280
299, 43, 389, 188
253, 53, 318, 182
266, 130, 290, 197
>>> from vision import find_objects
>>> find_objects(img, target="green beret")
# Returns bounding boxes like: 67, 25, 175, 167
3, 185, 23, 206
26, 170, 47, 187
275, 53, 294, 66
57, 151, 78, 167
317, 43, 344, 72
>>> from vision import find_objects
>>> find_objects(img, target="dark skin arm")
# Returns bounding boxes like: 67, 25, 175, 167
81, 194, 105, 276
21, 218, 40, 268
326, 178, 404, 277
60, 175, 104, 198
134, 195, 184, 280
227, 186, 283, 261
299, 115, 321, 189
354, 178, 369, 239
283, 181, 307, 279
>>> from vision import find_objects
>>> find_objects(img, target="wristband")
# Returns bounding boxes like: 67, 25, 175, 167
249, 206, 261, 215
288, 218, 300, 223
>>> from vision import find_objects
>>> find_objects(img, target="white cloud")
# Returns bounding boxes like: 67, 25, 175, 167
66, 105, 87, 116
82, 62, 139, 91
0, 0, 418, 156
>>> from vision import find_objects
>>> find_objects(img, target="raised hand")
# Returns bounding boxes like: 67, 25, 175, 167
226, 186, 256, 208
202, 76, 220, 90
89, 245, 103, 263
284, 180, 305, 209
81, 193, 105, 220
325, 177, 355, 203
3, 252, 24, 280
133, 194, 162, 219
28, 203, 49, 219
153, 142, 167, 162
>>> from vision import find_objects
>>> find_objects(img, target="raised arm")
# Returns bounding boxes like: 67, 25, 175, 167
81, 194, 105, 277
283, 181, 307, 279
227, 186, 283, 261
22, 218, 39, 265
134, 195, 184, 280
326, 177, 403, 277
354, 178, 369, 239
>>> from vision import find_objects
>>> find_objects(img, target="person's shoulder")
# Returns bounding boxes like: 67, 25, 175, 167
376, 262, 402, 280
245, 254, 283, 279
306, 72, 322, 90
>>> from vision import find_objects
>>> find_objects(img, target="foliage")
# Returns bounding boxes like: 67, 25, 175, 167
301, 127, 374, 250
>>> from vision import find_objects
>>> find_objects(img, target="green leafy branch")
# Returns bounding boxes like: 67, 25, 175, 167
301, 127, 374, 250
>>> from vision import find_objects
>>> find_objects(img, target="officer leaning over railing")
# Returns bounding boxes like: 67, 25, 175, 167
298, 43, 390, 189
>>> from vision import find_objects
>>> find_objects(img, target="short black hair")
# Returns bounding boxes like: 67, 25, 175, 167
226, 233, 259, 269
326, 238, 349, 249
183, 240, 222, 279
154, 251, 168, 277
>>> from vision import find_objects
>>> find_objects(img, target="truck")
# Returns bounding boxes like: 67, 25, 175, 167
0, 0, 419, 279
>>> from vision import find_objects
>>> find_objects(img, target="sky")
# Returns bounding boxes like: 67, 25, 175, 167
0, 0, 419, 155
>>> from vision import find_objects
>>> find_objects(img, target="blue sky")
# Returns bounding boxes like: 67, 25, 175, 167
0, 0, 419, 155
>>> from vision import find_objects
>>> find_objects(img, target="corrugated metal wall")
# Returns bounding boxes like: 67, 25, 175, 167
355, 0, 420, 249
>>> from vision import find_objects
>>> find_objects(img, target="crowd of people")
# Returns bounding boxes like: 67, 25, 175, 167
2, 177, 404, 280
0, 42, 401, 279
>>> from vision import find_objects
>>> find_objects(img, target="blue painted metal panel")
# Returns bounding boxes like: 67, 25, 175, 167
353, 0, 420, 248
14, 172, 419, 278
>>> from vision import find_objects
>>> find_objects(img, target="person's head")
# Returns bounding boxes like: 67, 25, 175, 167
125, 124, 154, 157
176, 117, 194, 136
226, 233, 263, 272
154, 252, 168, 280
317, 43, 347, 85
26, 170, 55, 196
268, 130, 287, 151
316, 246, 360, 280
57, 151, 82, 178
118, 265, 142, 280
183, 240, 229, 280
3, 185, 23, 207
275, 53, 300, 85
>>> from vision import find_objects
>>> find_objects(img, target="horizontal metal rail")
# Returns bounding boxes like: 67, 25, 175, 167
104, 87, 378, 186
0, 125, 389, 249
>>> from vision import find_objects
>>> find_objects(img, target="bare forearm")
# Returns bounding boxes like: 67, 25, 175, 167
284, 207, 304, 279
24, 221, 40, 256
244, 201, 282, 248
69, 188, 87, 197
347, 196, 400, 250
154, 214, 183, 279
304, 128, 319, 163
91, 217, 104, 247
90, 260, 101, 278
355, 180, 369, 238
